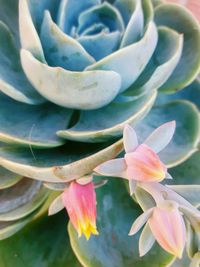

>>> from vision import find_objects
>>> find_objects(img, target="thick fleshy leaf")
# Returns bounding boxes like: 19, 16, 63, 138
0, 22, 45, 105
57, 89, 157, 142
0, 139, 123, 182
144, 121, 176, 153
21, 49, 121, 110
142, 0, 154, 26
77, 2, 124, 34
57, 0, 100, 34
0, 0, 20, 47
155, 3, 200, 92
0, 217, 33, 241
0, 93, 73, 148
120, 0, 144, 47
135, 100, 200, 167
167, 151, 200, 206
0, 212, 82, 267
167, 185, 200, 208
169, 151, 200, 185
95, 158, 127, 178
40, 11, 95, 71
114, 0, 136, 25
87, 22, 158, 92
157, 79, 200, 109
139, 223, 155, 257
69, 178, 174, 266
78, 31, 121, 61
0, 179, 41, 213
0, 186, 48, 221
28, 0, 61, 31
126, 26, 183, 97
0, 167, 22, 189
165, 0, 200, 23
19, 0, 45, 61
123, 124, 138, 153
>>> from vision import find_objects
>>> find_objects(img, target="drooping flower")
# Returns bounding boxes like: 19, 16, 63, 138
62, 181, 98, 240
129, 200, 186, 258
95, 121, 175, 191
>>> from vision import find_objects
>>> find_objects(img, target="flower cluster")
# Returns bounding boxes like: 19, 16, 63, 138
49, 121, 200, 260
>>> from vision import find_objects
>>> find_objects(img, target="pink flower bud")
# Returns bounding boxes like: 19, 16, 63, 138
62, 181, 98, 240
125, 144, 167, 182
148, 201, 186, 258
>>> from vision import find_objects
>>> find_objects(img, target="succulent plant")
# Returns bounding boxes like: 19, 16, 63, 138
0, 0, 200, 266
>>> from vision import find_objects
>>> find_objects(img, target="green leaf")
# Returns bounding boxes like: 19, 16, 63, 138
69, 178, 174, 267
0, 0, 20, 47
21, 49, 121, 110
155, 3, 200, 92
87, 22, 158, 93
0, 179, 42, 213
157, 79, 200, 110
0, 22, 45, 105
135, 100, 200, 167
0, 93, 74, 148
169, 151, 200, 185
166, 151, 200, 207
0, 186, 48, 221
0, 139, 123, 182
57, 89, 156, 142
0, 212, 81, 267
0, 167, 22, 189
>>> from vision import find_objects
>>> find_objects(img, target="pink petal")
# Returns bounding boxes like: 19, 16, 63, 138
62, 181, 98, 238
123, 124, 138, 153
125, 144, 167, 182
148, 205, 186, 258
144, 121, 176, 153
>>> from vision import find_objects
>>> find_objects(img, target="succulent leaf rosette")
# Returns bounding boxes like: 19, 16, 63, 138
0, 0, 200, 266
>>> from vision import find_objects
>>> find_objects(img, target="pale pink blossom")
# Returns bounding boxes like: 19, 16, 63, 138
129, 201, 186, 258
95, 122, 175, 191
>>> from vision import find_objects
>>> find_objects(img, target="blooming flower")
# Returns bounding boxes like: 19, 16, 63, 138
129, 200, 186, 258
95, 121, 175, 192
62, 181, 98, 240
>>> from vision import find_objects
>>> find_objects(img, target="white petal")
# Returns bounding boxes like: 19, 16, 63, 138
94, 158, 127, 178
129, 208, 153, 236
123, 124, 138, 153
144, 121, 176, 153
139, 223, 155, 257
48, 194, 65, 216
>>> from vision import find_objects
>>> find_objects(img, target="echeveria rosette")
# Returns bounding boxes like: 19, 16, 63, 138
0, 0, 199, 261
